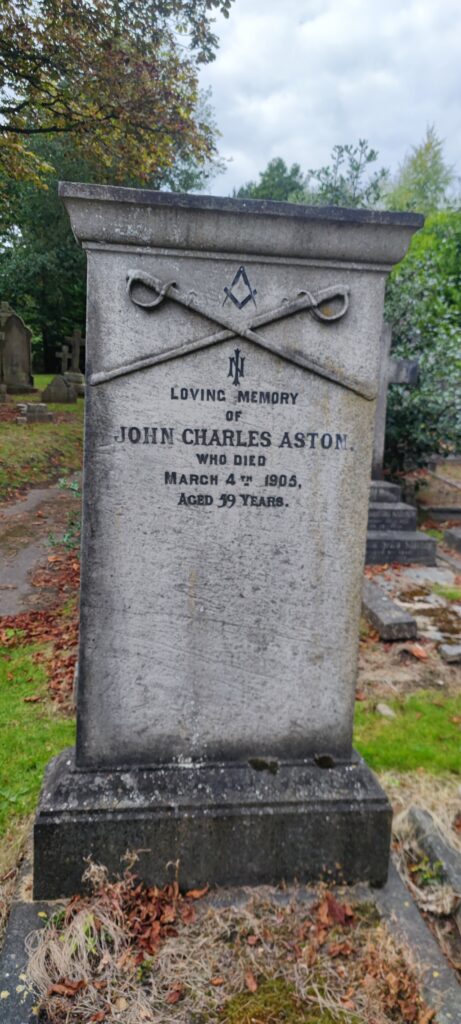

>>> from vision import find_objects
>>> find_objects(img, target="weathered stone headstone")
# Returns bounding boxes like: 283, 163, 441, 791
33, 185, 422, 899
64, 327, 85, 396
41, 374, 77, 403
0, 301, 35, 393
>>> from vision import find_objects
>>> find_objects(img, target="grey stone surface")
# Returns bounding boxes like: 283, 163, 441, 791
33, 185, 420, 895
34, 748, 392, 898
408, 807, 461, 894
367, 501, 417, 532
0, 301, 35, 394
362, 579, 417, 640
375, 861, 461, 1024
61, 185, 420, 769
16, 402, 53, 423
41, 374, 77, 403
366, 530, 436, 565
444, 527, 461, 554
439, 643, 461, 663
369, 480, 401, 503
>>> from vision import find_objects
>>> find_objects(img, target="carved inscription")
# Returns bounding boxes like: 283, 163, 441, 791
112, 345, 353, 511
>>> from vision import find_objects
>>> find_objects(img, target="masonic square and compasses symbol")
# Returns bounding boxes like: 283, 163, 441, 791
88, 265, 375, 402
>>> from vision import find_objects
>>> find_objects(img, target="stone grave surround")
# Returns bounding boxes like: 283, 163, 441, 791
0, 301, 35, 393
33, 185, 422, 898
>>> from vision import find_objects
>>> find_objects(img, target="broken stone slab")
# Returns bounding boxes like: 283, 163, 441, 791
16, 402, 53, 423
444, 528, 461, 555
408, 806, 461, 895
367, 501, 417, 531
369, 480, 401, 503
439, 643, 461, 663
362, 579, 417, 640
366, 530, 436, 565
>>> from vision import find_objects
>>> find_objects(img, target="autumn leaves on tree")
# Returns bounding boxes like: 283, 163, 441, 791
0, 0, 234, 185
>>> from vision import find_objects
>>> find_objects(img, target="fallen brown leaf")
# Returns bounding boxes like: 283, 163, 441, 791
245, 969, 258, 993
185, 884, 209, 900
166, 987, 183, 1005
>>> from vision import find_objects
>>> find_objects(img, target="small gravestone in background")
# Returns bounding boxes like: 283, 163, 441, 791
33, 184, 422, 899
64, 328, 85, 396
0, 301, 35, 393
366, 325, 435, 565
41, 375, 77, 404
16, 402, 53, 424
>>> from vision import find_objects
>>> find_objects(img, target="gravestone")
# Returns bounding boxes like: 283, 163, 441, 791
0, 301, 35, 393
64, 327, 85, 396
366, 327, 435, 565
55, 343, 71, 374
41, 374, 77, 403
33, 185, 422, 899
16, 402, 53, 424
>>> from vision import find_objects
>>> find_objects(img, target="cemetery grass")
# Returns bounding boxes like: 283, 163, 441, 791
0, 387, 83, 501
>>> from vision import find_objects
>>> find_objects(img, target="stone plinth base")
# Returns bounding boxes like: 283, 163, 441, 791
34, 749, 391, 899
64, 371, 85, 396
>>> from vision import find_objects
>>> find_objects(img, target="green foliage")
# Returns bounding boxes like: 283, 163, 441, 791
386, 126, 455, 215
0, 644, 75, 835
0, 0, 233, 186
384, 211, 461, 470
433, 584, 461, 603
304, 140, 389, 208
0, 118, 222, 370
235, 142, 388, 209
234, 157, 306, 203
354, 691, 461, 773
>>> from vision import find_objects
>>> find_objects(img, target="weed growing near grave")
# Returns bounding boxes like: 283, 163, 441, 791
25, 873, 435, 1024
354, 691, 461, 773
0, 644, 75, 836
433, 583, 461, 603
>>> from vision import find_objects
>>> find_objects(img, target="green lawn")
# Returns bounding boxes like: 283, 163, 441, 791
0, 400, 83, 499
354, 691, 461, 773
0, 643, 75, 836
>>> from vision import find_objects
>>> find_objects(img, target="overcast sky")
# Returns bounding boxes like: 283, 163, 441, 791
200, 0, 461, 196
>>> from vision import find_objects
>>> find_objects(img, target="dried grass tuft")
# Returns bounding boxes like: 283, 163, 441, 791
25, 871, 435, 1024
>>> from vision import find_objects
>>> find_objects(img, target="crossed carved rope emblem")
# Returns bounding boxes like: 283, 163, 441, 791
88, 270, 374, 401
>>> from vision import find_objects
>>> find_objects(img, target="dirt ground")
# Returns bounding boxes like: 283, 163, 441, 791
0, 480, 81, 616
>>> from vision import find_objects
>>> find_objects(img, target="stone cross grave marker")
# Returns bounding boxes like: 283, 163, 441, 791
64, 327, 85, 395
55, 343, 71, 374
66, 327, 85, 372
0, 300, 35, 393
372, 323, 419, 479
33, 185, 422, 899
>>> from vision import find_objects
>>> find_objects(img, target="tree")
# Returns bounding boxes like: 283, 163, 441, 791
304, 140, 388, 208
234, 158, 306, 203
0, 111, 224, 370
385, 126, 455, 214
384, 211, 461, 470
0, 0, 233, 186
234, 143, 388, 208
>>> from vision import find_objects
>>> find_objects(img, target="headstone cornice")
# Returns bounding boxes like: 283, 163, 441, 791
59, 182, 423, 267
